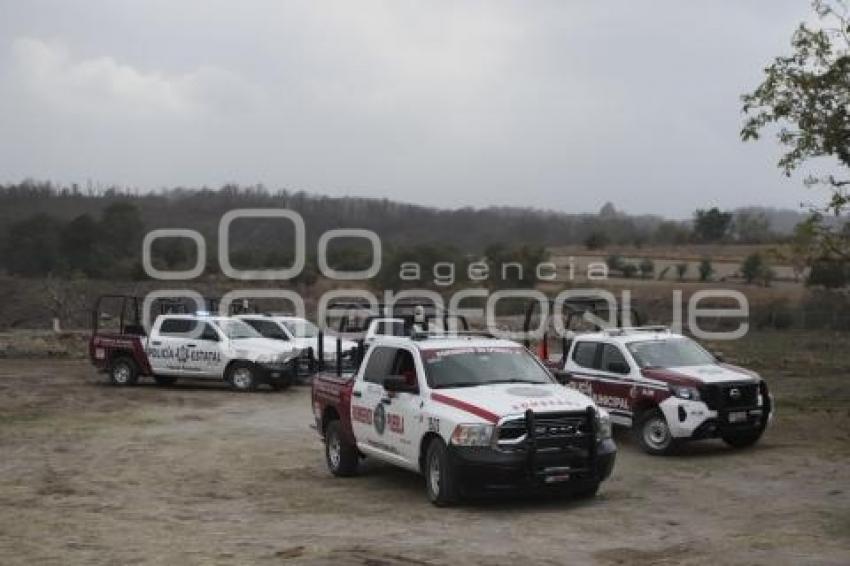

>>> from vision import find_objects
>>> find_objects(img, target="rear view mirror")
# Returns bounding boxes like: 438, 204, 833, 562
713, 351, 726, 363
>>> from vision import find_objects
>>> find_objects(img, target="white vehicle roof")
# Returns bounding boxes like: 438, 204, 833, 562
157, 314, 233, 323
573, 326, 685, 345
370, 334, 522, 351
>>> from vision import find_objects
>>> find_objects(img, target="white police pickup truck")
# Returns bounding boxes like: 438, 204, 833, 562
311, 333, 616, 506
236, 314, 358, 376
90, 314, 302, 391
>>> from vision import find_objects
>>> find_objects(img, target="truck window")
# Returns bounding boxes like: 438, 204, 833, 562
572, 341, 599, 369
159, 318, 198, 336
244, 319, 289, 340
599, 344, 629, 373
376, 321, 405, 336
389, 349, 419, 391
363, 347, 395, 384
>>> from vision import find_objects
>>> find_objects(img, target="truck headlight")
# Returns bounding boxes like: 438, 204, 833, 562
596, 409, 612, 441
670, 386, 700, 401
450, 424, 494, 446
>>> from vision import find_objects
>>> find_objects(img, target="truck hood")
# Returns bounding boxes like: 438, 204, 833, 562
229, 338, 302, 362
643, 363, 759, 386
430, 382, 594, 423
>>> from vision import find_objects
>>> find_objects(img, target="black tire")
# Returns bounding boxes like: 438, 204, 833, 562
325, 420, 359, 477
153, 375, 177, 386
721, 428, 764, 448
226, 362, 257, 392
634, 408, 677, 456
109, 356, 139, 386
424, 438, 459, 506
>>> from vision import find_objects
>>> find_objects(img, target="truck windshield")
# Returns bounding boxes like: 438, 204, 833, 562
216, 320, 262, 340
627, 338, 716, 369
281, 320, 319, 338
423, 348, 553, 389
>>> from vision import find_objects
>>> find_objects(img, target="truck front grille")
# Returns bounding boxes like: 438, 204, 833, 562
497, 411, 591, 449
699, 382, 759, 411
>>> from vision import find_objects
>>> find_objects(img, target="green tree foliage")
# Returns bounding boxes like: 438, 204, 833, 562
584, 231, 609, 250
3, 214, 64, 276
61, 214, 105, 277
639, 258, 655, 279
693, 208, 733, 242
808, 258, 850, 287
698, 258, 714, 282
741, 253, 775, 285
731, 211, 773, 243
605, 254, 624, 272
100, 202, 145, 259
742, 0, 850, 259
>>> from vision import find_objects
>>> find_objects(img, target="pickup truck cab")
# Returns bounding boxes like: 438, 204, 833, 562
237, 314, 357, 375
559, 327, 773, 454
90, 314, 301, 391
312, 333, 616, 506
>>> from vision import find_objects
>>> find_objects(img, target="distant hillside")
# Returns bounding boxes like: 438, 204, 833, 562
0, 181, 670, 252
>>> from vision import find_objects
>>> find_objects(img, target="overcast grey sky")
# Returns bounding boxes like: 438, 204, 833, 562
0, 1, 827, 217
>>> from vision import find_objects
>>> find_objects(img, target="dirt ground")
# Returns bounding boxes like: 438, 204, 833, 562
1, 355, 849, 565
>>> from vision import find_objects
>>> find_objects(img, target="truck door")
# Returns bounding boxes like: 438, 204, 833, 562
593, 343, 636, 423
565, 341, 634, 424
350, 346, 417, 468
147, 317, 194, 376
382, 347, 425, 468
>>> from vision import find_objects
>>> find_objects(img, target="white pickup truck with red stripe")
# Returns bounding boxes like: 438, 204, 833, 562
311, 333, 616, 506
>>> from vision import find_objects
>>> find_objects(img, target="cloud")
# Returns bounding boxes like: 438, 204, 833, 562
10, 37, 263, 119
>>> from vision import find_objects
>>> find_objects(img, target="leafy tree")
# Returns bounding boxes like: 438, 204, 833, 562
584, 231, 609, 250
639, 258, 655, 279
741, 253, 766, 284
61, 214, 105, 276
100, 202, 144, 258
742, 0, 850, 259
693, 208, 733, 242
605, 254, 624, 273
731, 212, 772, 243
3, 213, 64, 276
621, 263, 638, 278
808, 258, 850, 287
698, 258, 714, 282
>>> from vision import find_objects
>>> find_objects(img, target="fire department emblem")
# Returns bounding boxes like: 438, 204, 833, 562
373, 403, 386, 435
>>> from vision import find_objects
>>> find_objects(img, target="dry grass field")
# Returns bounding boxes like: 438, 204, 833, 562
0, 330, 848, 565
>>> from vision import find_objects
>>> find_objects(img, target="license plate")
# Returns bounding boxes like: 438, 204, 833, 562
728, 411, 747, 423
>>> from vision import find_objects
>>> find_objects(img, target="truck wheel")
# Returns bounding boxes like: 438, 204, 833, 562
425, 438, 459, 506
110, 357, 139, 386
227, 362, 257, 392
721, 428, 764, 448
154, 375, 177, 386
325, 420, 358, 476
634, 408, 677, 455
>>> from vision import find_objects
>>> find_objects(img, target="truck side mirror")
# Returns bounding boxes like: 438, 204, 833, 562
383, 376, 417, 394
713, 351, 725, 363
